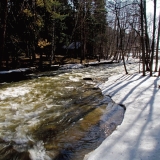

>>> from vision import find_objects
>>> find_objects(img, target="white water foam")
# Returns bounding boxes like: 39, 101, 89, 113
69, 76, 80, 82
29, 141, 52, 160
0, 86, 30, 100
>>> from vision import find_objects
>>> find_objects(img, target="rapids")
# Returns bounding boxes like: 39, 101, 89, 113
0, 61, 138, 160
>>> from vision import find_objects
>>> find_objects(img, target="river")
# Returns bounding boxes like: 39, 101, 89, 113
0, 60, 138, 160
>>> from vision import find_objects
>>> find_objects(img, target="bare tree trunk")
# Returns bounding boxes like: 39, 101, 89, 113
140, 0, 146, 76
155, 14, 160, 72
0, 0, 8, 68
144, 0, 150, 71
32, 0, 36, 62
83, 19, 87, 61
150, 0, 157, 76
80, 0, 85, 64
50, 21, 55, 66
115, 7, 128, 74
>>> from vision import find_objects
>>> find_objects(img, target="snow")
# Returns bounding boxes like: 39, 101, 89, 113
84, 70, 160, 159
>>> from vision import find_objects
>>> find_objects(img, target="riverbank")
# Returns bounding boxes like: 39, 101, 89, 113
84, 71, 160, 160
0, 59, 117, 83
1, 57, 159, 159
0, 59, 132, 160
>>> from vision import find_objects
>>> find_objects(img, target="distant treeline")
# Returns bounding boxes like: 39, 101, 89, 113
0, 0, 159, 75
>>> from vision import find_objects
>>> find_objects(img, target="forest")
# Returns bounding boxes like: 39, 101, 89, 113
0, 0, 159, 76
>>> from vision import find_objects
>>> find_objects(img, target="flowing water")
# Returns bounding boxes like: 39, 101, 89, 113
0, 61, 138, 160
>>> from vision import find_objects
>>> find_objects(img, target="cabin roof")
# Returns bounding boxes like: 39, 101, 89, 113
63, 42, 81, 49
